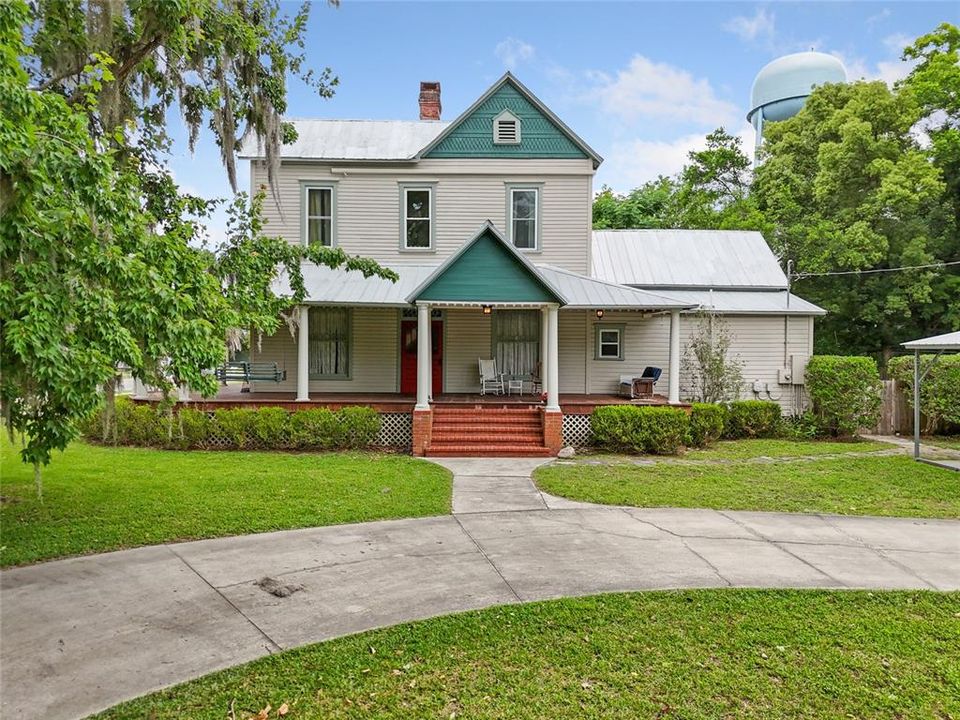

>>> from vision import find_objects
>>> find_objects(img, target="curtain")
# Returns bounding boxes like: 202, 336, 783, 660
494, 310, 540, 377
309, 307, 350, 377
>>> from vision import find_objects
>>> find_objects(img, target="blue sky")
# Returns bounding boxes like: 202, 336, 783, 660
167, 1, 957, 240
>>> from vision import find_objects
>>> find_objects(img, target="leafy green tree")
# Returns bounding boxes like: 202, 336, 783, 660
592, 178, 676, 230
672, 128, 768, 232
903, 23, 960, 228
1, 0, 393, 494
753, 79, 958, 359
592, 129, 766, 232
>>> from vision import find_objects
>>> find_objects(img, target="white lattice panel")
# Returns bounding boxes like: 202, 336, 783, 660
562, 414, 593, 447
377, 413, 412, 449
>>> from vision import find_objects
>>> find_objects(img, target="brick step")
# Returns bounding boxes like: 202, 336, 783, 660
433, 418, 543, 432
431, 435, 545, 446
433, 408, 541, 416
426, 445, 553, 457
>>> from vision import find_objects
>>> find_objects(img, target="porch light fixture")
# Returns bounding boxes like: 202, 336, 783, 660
595, 309, 605, 319
482, 305, 492, 315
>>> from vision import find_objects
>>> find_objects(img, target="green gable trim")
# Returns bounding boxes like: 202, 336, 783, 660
414, 230, 561, 304
423, 81, 589, 161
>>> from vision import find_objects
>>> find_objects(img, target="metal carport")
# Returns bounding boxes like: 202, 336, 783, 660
901, 330, 960, 470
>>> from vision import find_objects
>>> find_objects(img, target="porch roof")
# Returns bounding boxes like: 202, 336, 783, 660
279, 259, 691, 310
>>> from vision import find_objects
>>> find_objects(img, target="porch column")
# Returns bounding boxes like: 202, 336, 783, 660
668, 309, 681, 404
296, 305, 310, 402
415, 303, 431, 410
540, 307, 549, 391
546, 304, 560, 412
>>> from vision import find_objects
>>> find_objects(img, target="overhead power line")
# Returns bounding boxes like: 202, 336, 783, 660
792, 260, 960, 279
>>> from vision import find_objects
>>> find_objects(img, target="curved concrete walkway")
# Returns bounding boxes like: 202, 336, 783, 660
2, 457, 958, 720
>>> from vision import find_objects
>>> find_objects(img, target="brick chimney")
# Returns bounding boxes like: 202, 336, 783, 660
418, 81, 441, 121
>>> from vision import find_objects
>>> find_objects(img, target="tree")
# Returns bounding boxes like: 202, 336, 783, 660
1, 0, 393, 494
672, 128, 768, 231
592, 178, 676, 230
680, 311, 744, 403
752, 79, 958, 359
591, 129, 767, 232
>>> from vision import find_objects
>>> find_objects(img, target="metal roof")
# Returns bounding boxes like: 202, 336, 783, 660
238, 120, 450, 161
279, 260, 690, 310
644, 289, 825, 315
591, 229, 789, 289
537, 266, 690, 310
902, 331, 960, 351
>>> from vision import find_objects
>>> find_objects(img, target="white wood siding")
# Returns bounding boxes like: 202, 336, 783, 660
250, 307, 399, 393
583, 311, 813, 413
443, 309, 491, 393
250, 158, 594, 274
558, 310, 587, 393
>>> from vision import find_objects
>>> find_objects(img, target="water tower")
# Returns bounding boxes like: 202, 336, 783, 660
747, 51, 847, 154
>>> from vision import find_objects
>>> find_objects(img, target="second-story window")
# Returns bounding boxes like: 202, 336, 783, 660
305, 186, 334, 247
509, 187, 539, 250
403, 186, 433, 250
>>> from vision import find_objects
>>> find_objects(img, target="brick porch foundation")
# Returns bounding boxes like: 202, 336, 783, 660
412, 408, 433, 456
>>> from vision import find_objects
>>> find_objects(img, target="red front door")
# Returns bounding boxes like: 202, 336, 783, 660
400, 320, 443, 395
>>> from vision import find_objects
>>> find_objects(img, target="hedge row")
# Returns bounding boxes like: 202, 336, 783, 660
590, 400, 783, 455
85, 397, 381, 450
805, 355, 882, 437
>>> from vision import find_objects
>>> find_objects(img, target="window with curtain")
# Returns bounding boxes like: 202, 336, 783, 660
309, 307, 350, 378
305, 187, 333, 247
493, 310, 540, 377
403, 187, 432, 249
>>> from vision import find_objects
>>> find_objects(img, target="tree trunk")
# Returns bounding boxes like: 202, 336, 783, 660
34, 461, 43, 503
102, 375, 116, 443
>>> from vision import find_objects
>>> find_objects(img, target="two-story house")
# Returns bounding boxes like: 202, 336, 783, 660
237, 73, 824, 456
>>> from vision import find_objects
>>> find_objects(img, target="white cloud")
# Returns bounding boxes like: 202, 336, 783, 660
723, 7, 775, 43
830, 48, 914, 87
588, 55, 739, 127
494, 37, 535, 70
866, 8, 891, 28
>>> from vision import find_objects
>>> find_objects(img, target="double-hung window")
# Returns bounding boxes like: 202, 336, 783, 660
402, 186, 433, 250
304, 186, 334, 247
595, 325, 624, 361
309, 307, 350, 379
508, 187, 539, 250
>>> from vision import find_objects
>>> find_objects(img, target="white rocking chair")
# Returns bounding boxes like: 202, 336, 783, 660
478, 358, 504, 395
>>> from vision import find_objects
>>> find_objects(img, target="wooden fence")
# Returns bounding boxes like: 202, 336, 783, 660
872, 379, 914, 435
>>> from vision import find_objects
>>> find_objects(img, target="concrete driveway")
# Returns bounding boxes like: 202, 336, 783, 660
2, 457, 958, 719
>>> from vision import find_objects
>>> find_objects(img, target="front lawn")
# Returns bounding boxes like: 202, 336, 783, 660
536, 453, 960, 518
685, 438, 890, 460
94, 590, 960, 719
0, 437, 451, 567
928, 436, 960, 451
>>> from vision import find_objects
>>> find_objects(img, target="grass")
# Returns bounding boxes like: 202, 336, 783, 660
0, 436, 451, 567
94, 590, 960, 720
928, 435, 960, 451
536, 454, 960, 518
684, 437, 891, 460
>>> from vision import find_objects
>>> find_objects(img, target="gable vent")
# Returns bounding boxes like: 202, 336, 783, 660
493, 111, 521, 145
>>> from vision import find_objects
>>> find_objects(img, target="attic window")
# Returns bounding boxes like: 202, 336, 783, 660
493, 110, 521, 145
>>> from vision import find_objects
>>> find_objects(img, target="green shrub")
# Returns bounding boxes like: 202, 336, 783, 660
126, 403, 166, 446
723, 400, 782, 439
289, 408, 339, 449
338, 406, 381, 448
783, 411, 823, 440
806, 356, 882, 437
177, 408, 211, 449
888, 354, 960, 433
251, 407, 291, 449
687, 403, 725, 447
591, 405, 690, 455
212, 409, 257, 449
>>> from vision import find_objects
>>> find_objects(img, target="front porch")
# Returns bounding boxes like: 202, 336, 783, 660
139, 385, 675, 415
